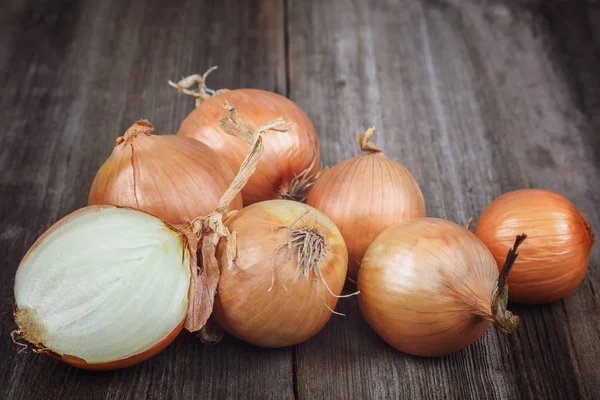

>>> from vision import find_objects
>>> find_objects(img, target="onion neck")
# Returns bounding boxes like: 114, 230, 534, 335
117, 120, 154, 145
356, 127, 382, 153
491, 234, 527, 334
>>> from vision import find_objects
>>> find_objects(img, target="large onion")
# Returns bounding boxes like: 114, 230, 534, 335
13, 206, 194, 370
88, 120, 241, 224
307, 128, 425, 280
213, 200, 349, 347
358, 218, 523, 357
171, 72, 320, 204
474, 188, 594, 304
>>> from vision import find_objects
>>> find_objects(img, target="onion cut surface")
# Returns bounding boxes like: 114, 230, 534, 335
14, 206, 191, 369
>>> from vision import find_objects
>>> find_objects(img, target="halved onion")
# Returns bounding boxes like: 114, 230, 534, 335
13, 206, 193, 370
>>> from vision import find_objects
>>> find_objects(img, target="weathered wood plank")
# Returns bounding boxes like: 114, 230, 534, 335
0, 0, 290, 399
288, 0, 600, 398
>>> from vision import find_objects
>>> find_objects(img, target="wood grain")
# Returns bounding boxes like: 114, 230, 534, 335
0, 0, 599, 399
288, 0, 600, 399
0, 0, 291, 399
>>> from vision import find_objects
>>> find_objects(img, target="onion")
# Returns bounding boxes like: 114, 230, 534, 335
358, 218, 524, 357
474, 188, 594, 304
13, 103, 286, 369
88, 120, 242, 225
307, 127, 425, 280
170, 69, 320, 204
12, 206, 194, 370
212, 200, 350, 347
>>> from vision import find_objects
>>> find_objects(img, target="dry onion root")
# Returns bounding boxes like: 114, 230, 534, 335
358, 218, 524, 357
474, 188, 594, 304
12, 103, 285, 369
88, 120, 241, 225
307, 127, 425, 280
170, 67, 321, 205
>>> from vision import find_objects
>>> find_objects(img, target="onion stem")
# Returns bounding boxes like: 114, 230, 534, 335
491, 234, 527, 334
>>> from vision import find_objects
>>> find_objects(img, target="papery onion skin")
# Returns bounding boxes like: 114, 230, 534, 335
89, 120, 242, 225
177, 89, 320, 204
307, 129, 425, 280
13, 206, 193, 370
358, 218, 501, 357
474, 188, 594, 304
213, 200, 347, 348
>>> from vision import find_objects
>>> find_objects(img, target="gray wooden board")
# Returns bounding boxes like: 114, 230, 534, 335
0, 0, 598, 399
289, 0, 599, 399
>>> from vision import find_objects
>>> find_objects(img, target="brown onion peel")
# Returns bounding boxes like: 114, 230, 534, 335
184, 101, 287, 332
89, 119, 241, 225
474, 189, 593, 304
491, 234, 526, 334
307, 126, 426, 280
212, 200, 350, 347
171, 67, 320, 204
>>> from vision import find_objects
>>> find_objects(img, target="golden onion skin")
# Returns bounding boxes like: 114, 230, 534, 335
358, 218, 499, 357
474, 188, 593, 304
177, 89, 320, 205
213, 200, 347, 348
89, 121, 241, 225
307, 151, 425, 280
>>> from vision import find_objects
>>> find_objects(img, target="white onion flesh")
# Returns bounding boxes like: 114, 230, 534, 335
14, 207, 190, 364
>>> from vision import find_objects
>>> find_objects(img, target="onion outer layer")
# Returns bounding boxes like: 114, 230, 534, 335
307, 128, 425, 280
176, 86, 320, 204
474, 188, 594, 304
213, 200, 348, 348
358, 218, 522, 357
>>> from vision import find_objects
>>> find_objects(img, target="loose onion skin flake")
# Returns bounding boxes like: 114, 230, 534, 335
474, 188, 594, 304
307, 128, 425, 280
171, 71, 320, 205
13, 206, 193, 370
88, 120, 241, 225
213, 200, 349, 348
358, 218, 524, 357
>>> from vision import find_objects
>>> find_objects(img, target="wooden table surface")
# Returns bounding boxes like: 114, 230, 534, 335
1, 0, 599, 399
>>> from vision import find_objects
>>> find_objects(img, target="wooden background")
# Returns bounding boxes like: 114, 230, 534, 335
1, 0, 599, 398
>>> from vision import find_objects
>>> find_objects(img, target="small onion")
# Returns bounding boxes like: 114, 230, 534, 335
307, 128, 425, 280
88, 120, 241, 225
12, 206, 195, 370
171, 71, 320, 204
358, 218, 524, 357
213, 200, 349, 348
474, 188, 594, 304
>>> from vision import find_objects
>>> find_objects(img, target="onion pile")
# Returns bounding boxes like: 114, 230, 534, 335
13, 66, 595, 367
307, 127, 425, 280
12, 103, 285, 369
213, 200, 349, 348
474, 189, 594, 304
88, 120, 241, 225
170, 69, 320, 205
358, 218, 524, 357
